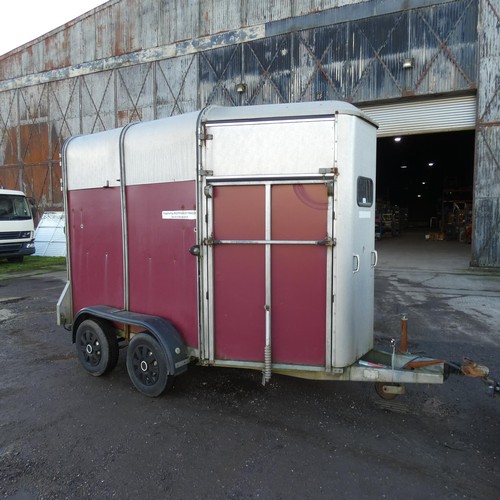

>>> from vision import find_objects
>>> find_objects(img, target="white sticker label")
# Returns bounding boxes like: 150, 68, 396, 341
359, 211, 371, 219
162, 210, 196, 220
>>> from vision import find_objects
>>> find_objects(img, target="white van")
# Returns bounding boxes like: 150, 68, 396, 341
0, 188, 36, 263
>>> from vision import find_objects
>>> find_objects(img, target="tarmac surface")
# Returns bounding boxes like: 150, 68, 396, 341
1, 231, 499, 499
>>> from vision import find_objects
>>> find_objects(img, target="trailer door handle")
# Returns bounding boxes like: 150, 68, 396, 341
371, 250, 378, 268
353, 254, 360, 273
189, 245, 201, 256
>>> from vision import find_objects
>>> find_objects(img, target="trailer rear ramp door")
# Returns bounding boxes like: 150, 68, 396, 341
203, 180, 334, 372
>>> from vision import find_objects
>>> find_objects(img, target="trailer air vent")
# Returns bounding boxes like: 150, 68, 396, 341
357, 177, 373, 207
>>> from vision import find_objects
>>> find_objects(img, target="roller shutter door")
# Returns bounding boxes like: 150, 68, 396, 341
359, 95, 477, 137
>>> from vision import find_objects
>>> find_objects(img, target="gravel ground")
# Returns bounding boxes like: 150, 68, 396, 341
0, 259, 499, 499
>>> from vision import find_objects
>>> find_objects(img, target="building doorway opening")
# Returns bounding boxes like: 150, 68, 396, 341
376, 130, 475, 242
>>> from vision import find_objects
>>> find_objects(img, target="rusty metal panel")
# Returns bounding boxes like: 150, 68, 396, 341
472, 0, 500, 267
116, 64, 155, 125
23, 164, 52, 207
80, 71, 116, 133
0, 167, 21, 191
46, 30, 71, 71
136, 0, 160, 50
96, 4, 116, 60
295, 24, 348, 102
175, 0, 200, 41
17, 85, 48, 158
156, 55, 199, 116
126, 0, 151, 53
410, 0, 477, 95
348, 13, 408, 102
475, 128, 500, 199
69, 20, 85, 68
48, 79, 81, 158
113, 0, 131, 56
200, 0, 242, 36
472, 197, 500, 267
345, 0, 477, 102
158, 0, 200, 45
158, 0, 176, 46
0, 90, 19, 167
242, 0, 293, 26
293, 0, 367, 16
477, 0, 500, 122
79, 14, 99, 64
244, 35, 292, 105
199, 45, 243, 106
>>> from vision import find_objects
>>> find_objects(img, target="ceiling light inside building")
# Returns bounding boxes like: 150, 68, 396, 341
394, 137, 402, 142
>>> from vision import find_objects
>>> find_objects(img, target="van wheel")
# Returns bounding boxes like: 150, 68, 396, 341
126, 333, 174, 397
75, 318, 119, 376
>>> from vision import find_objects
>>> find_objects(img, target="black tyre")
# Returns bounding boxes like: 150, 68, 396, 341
126, 333, 174, 397
75, 318, 119, 376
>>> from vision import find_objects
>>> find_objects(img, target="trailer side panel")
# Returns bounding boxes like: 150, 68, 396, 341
68, 187, 124, 314
126, 181, 199, 348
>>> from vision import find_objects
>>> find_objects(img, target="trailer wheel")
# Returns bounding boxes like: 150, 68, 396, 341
374, 382, 402, 400
75, 318, 119, 376
126, 333, 174, 397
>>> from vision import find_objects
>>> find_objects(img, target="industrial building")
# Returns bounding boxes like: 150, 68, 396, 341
0, 0, 498, 266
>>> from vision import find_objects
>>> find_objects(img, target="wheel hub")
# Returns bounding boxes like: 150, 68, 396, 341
140, 360, 149, 372
86, 344, 93, 354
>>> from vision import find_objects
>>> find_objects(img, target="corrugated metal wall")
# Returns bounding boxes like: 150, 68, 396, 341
0, 0, 495, 265
472, 0, 500, 267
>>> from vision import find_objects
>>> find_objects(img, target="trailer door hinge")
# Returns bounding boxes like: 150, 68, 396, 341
204, 185, 213, 198
200, 169, 213, 177
198, 132, 213, 141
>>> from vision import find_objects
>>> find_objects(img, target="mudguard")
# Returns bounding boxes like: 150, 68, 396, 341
73, 305, 190, 376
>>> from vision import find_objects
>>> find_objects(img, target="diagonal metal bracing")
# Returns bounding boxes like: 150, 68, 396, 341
245, 37, 288, 105
117, 63, 153, 122
81, 71, 114, 133
49, 78, 79, 158
18, 85, 48, 164
199, 46, 240, 106
0, 90, 17, 164
350, 14, 405, 100
156, 56, 196, 116
296, 33, 340, 101
479, 0, 500, 123
414, 1, 476, 92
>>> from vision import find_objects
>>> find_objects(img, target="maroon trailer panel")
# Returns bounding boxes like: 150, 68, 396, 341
271, 245, 327, 365
126, 181, 199, 349
213, 185, 266, 361
271, 184, 328, 366
214, 245, 266, 361
68, 188, 124, 313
